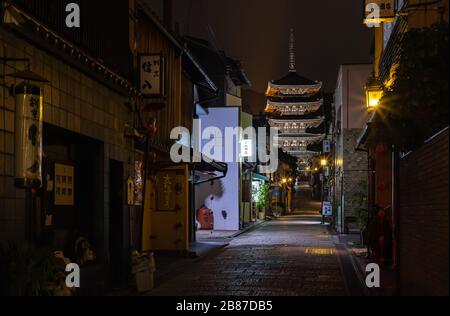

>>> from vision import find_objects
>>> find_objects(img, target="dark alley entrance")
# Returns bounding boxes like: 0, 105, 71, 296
292, 182, 322, 214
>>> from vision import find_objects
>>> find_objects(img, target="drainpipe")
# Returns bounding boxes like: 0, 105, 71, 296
391, 146, 399, 279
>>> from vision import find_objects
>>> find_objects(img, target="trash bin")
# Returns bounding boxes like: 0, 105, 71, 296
131, 251, 155, 292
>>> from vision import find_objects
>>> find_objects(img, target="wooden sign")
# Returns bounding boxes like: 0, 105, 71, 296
139, 53, 165, 98
156, 171, 177, 211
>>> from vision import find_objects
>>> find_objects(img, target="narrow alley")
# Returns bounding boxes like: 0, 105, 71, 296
149, 189, 365, 296
1, 0, 447, 299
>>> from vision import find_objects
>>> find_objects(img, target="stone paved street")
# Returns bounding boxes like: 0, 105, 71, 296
149, 212, 362, 296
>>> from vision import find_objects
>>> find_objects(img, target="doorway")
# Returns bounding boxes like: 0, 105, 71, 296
109, 160, 125, 285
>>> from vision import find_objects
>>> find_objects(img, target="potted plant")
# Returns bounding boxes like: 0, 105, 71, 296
255, 183, 270, 220
0, 242, 57, 296
351, 181, 369, 246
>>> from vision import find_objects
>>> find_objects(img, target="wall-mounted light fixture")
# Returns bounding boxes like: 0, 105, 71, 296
365, 74, 383, 110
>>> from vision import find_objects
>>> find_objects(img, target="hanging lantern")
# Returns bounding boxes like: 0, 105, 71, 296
14, 83, 43, 188
365, 74, 383, 110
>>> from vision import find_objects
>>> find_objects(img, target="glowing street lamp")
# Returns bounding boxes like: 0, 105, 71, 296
320, 158, 328, 167
365, 74, 383, 110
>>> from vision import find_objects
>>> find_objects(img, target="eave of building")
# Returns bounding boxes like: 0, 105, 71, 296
265, 81, 322, 97
269, 117, 325, 127
288, 150, 321, 157
137, 0, 183, 51
355, 110, 377, 151
267, 99, 323, 108
5, 3, 137, 97
276, 134, 325, 142
183, 48, 218, 93
265, 99, 323, 116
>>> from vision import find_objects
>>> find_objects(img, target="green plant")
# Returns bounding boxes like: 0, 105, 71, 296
0, 242, 57, 296
254, 183, 270, 211
351, 182, 369, 232
370, 22, 449, 151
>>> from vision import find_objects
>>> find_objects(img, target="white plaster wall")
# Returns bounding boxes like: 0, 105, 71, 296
195, 107, 241, 231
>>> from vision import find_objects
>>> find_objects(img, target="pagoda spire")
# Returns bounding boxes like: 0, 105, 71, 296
289, 28, 296, 73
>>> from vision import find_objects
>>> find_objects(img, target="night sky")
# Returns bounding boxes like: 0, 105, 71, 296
149, 0, 373, 93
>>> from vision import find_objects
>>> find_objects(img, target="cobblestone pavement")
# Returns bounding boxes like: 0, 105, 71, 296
149, 214, 358, 296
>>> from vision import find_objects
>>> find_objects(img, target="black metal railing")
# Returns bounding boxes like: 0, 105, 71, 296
379, 2, 409, 82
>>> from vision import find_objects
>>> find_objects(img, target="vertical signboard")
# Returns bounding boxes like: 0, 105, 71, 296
54, 163, 74, 206
139, 53, 165, 98
142, 166, 189, 253
14, 83, 43, 188
156, 171, 177, 211
322, 201, 333, 217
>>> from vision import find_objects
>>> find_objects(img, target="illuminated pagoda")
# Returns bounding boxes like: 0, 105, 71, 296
265, 29, 325, 162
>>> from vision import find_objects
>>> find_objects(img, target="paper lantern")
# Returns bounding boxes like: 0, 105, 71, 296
14, 83, 43, 188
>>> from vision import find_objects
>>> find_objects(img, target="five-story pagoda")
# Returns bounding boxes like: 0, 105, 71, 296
265, 29, 325, 164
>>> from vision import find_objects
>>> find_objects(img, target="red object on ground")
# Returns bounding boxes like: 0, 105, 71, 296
197, 206, 214, 230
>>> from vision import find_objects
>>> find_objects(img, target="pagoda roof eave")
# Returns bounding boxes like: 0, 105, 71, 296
269, 117, 325, 124
271, 71, 321, 87
288, 150, 321, 157
268, 81, 322, 91
266, 83, 322, 97
267, 99, 323, 107
277, 133, 326, 138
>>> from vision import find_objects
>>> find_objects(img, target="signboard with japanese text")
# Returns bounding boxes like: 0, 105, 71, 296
322, 201, 333, 217
363, 0, 396, 25
241, 139, 253, 158
54, 163, 74, 206
14, 84, 43, 188
156, 171, 177, 211
142, 166, 189, 252
139, 53, 165, 98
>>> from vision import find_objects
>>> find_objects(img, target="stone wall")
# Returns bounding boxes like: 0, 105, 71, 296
342, 129, 368, 222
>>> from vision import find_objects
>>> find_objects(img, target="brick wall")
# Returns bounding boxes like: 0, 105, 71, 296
398, 128, 449, 296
